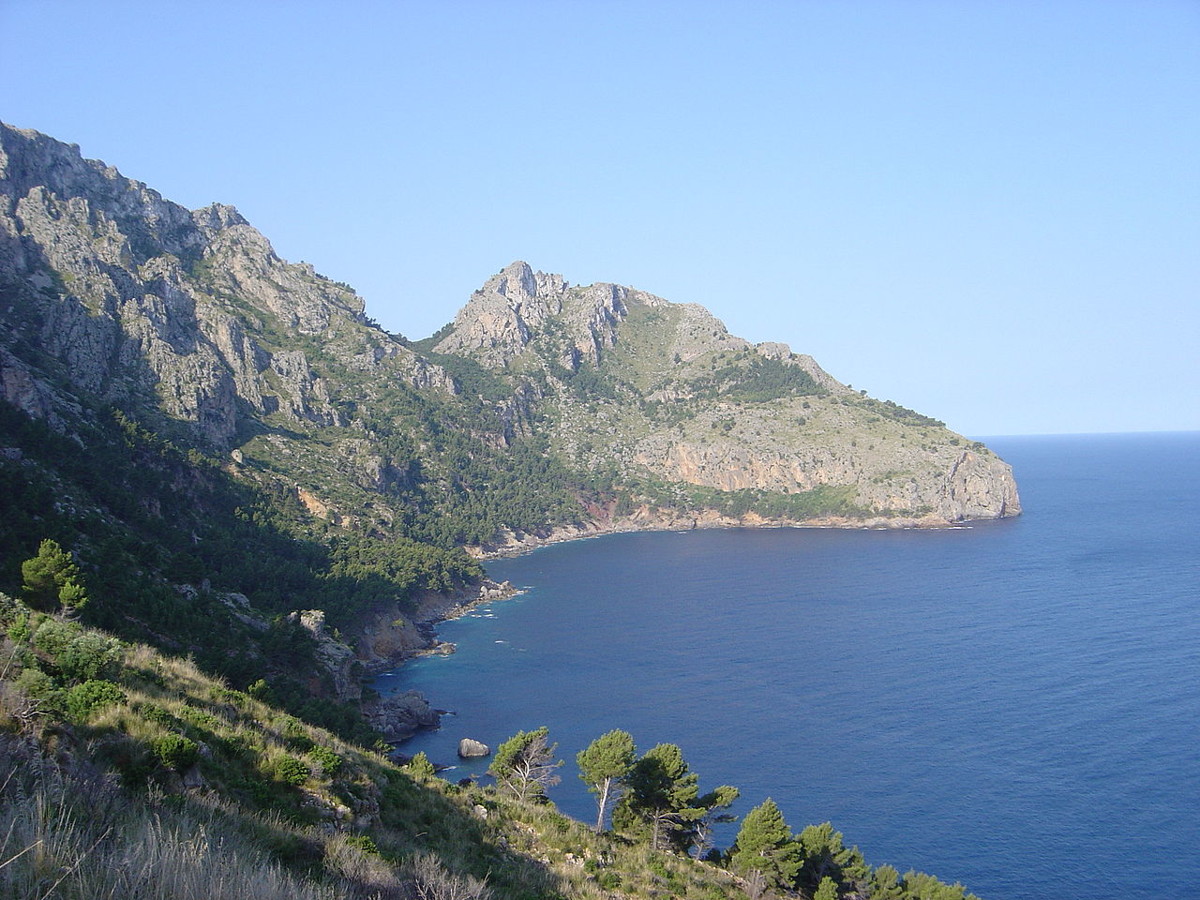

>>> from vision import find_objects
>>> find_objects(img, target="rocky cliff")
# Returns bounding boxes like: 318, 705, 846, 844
0, 122, 453, 451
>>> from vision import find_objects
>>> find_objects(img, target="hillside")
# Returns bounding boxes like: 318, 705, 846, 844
0, 591, 749, 899
0, 590, 981, 900
433, 261, 1018, 545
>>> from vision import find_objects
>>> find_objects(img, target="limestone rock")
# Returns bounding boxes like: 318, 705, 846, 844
288, 609, 360, 702
458, 738, 490, 758
0, 121, 453, 452
441, 261, 1020, 524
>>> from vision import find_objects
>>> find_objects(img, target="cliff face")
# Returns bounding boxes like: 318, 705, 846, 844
437, 261, 1020, 523
0, 123, 452, 453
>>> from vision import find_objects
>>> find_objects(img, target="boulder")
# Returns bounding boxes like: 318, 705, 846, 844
458, 738, 490, 759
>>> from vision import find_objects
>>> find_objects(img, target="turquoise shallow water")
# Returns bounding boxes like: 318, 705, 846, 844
377, 433, 1200, 899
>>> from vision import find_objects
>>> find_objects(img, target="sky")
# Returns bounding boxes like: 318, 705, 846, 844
2, 0, 1196, 437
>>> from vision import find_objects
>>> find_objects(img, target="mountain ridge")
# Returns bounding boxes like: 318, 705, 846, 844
434, 259, 1019, 527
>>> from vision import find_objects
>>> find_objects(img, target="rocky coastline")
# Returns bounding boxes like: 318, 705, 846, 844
464, 504, 979, 561
370, 508, 995, 737
314, 506, 1009, 744
345, 578, 519, 743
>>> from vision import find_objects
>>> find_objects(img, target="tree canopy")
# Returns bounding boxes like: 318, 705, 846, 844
612, 742, 738, 855
22, 538, 89, 613
488, 727, 562, 802
730, 798, 802, 890
576, 729, 636, 832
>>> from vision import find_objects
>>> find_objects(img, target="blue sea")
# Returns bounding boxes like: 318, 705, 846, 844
377, 433, 1200, 899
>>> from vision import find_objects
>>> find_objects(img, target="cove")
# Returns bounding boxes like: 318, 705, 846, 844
377, 433, 1200, 900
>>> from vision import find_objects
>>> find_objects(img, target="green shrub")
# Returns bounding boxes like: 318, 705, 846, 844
343, 834, 379, 856
246, 678, 272, 702
57, 631, 120, 682
6, 612, 32, 644
597, 871, 622, 890
273, 754, 310, 786
405, 750, 435, 778
151, 733, 199, 771
0, 593, 26, 630
137, 702, 169, 723
64, 679, 126, 721
177, 705, 221, 732
30, 617, 78, 659
28, 618, 120, 683
309, 745, 343, 777
15, 666, 57, 705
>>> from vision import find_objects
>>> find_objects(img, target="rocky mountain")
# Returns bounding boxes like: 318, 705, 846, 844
0, 121, 1018, 688
433, 260, 1019, 530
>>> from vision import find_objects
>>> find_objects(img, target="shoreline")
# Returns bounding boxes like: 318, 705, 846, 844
364, 510, 1010, 743
464, 507, 977, 561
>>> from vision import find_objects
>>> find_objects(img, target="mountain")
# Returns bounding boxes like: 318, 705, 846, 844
0, 119, 1018, 687
431, 260, 1019, 541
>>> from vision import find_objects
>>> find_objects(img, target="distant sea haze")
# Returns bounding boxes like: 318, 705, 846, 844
378, 432, 1200, 900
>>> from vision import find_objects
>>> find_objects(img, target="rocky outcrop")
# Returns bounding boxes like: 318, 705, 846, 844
288, 609, 360, 702
350, 579, 517, 674
435, 261, 666, 373
434, 261, 568, 367
0, 121, 452, 452
941, 449, 1022, 520
362, 690, 440, 742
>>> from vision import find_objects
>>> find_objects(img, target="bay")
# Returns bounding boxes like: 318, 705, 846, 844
377, 433, 1200, 899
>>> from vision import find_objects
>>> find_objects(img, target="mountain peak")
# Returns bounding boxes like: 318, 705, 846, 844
485, 261, 540, 302
433, 262, 570, 365
192, 202, 248, 233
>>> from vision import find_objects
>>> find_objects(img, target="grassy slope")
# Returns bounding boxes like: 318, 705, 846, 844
0, 589, 981, 900
0, 592, 750, 900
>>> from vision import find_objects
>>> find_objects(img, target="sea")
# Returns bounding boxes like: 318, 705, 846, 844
376, 433, 1200, 900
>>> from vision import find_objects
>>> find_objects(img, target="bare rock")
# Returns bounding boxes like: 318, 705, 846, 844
288, 609, 360, 702
458, 738, 490, 759
363, 690, 440, 742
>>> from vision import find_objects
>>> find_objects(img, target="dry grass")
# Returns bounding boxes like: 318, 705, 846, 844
0, 739, 338, 900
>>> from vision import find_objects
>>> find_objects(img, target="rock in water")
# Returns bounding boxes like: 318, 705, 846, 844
458, 738, 490, 758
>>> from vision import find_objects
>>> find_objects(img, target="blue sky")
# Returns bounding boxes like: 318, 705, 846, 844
3, 0, 1196, 436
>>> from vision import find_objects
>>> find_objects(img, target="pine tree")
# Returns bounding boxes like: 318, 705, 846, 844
814, 875, 840, 900
613, 742, 738, 854
406, 751, 436, 778
689, 783, 740, 859
577, 729, 636, 832
796, 821, 870, 897
487, 727, 562, 801
730, 798, 802, 890
614, 742, 698, 850
21, 538, 89, 613
870, 865, 905, 900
